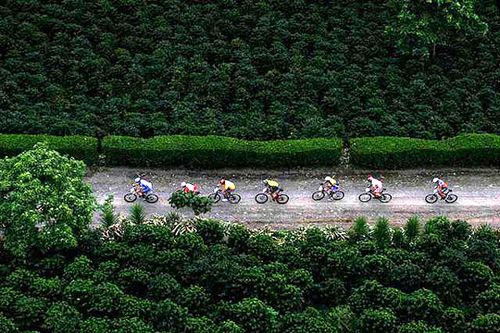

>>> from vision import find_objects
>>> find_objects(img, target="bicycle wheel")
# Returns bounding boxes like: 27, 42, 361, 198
255, 193, 268, 204
229, 193, 241, 204
380, 193, 392, 203
445, 193, 458, 203
208, 192, 221, 203
124, 193, 137, 203
277, 193, 289, 204
333, 191, 345, 200
425, 194, 438, 204
312, 191, 325, 201
145, 193, 159, 203
358, 193, 372, 202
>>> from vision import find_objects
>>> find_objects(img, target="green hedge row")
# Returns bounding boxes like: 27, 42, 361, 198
102, 135, 343, 168
350, 134, 500, 169
0, 135, 98, 165
2, 134, 498, 169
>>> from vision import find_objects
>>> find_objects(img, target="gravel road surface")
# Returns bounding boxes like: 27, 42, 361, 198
86, 167, 500, 229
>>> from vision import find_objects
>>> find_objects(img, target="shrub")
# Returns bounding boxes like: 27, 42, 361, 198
0, 313, 18, 332
225, 298, 278, 333
398, 321, 443, 333
348, 217, 371, 242
373, 218, 392, 249
357, 308, 397, 333
195, 219, 225, 245
151, 299, 188, 332
470, 313, 500, 333
0, 135, 98, 165
350, 134, 500, 169
43, 302, 81, 333
103, 135, 342, 168
459, 262, 494, 300
169, 191, 213, 216
402, 289, 444, 326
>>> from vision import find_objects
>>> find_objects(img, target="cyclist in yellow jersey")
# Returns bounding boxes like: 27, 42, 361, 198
263, 179, 280, 200
219, 178, 236, 200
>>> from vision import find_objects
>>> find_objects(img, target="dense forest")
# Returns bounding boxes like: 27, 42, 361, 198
0, 0, 499, 139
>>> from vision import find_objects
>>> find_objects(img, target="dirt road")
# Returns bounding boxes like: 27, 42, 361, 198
86, 167, 500, 229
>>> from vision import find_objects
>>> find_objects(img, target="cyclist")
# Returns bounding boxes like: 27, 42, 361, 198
367, 175, 383, 198
134, 176, 153, 197
181, 181, 199, 194
432, 177, 449, 199
263, 179, 281, 200
323, 176, 338, 200
219, 178, 236, 201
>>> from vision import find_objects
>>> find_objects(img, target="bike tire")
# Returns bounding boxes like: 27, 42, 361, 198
229, 193, 241, 204
145, 193, 159, 204
209, 193, 221, 204
277, 193, 289, 204
380, 193, 392, 203
445, 193, 458, 204
333, 191, 345, 200
425, 194, 438, 204
255, 193, 268, 204
358, 193, 372, 202
312, 191, 325, 201
124, 193, 137, 203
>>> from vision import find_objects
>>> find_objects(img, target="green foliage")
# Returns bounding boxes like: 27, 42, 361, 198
2, 1, 499, 139
405, 216, 422, 244
398, 321, 443, 333
358, 308, 398, 333
0, 217, 497, 332
226, 298, 278, 333
0, 144, 95, 257
348, 217, 371, 242
470, 313, 500, 333
386, 0, 488, 57
350, 134, 500, 169
0, 135, 98, 165
100, 195, 119, 228
103, 136, 342, 168
169, 191, 212, 216
129, 204, 146, 225
374, 217, 392, 249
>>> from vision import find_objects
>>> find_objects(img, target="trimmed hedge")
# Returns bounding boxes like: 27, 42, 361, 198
102, 135, 343, 168
350, 134, 500, 169
0, 135, 98, 165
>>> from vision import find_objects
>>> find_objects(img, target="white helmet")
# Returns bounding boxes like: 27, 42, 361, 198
134, 177, 140, 183
432, 178, 439, 183
324, 176, 333, 182
181, 182, 187, 187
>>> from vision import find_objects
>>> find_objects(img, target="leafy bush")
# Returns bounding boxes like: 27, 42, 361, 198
350, 134, 500, 169
357, 308, 398, 333
169, 191, 213, 216
470, 313, 500, 333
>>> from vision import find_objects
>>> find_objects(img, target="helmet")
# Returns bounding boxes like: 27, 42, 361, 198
432, 178, 439, 183
263, 179, 269, 185
219, 178, 225, 185
134, 177, 140, 183
367, 175, 373, 181
181, 182, 186, 187
324, 176, 333, 182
